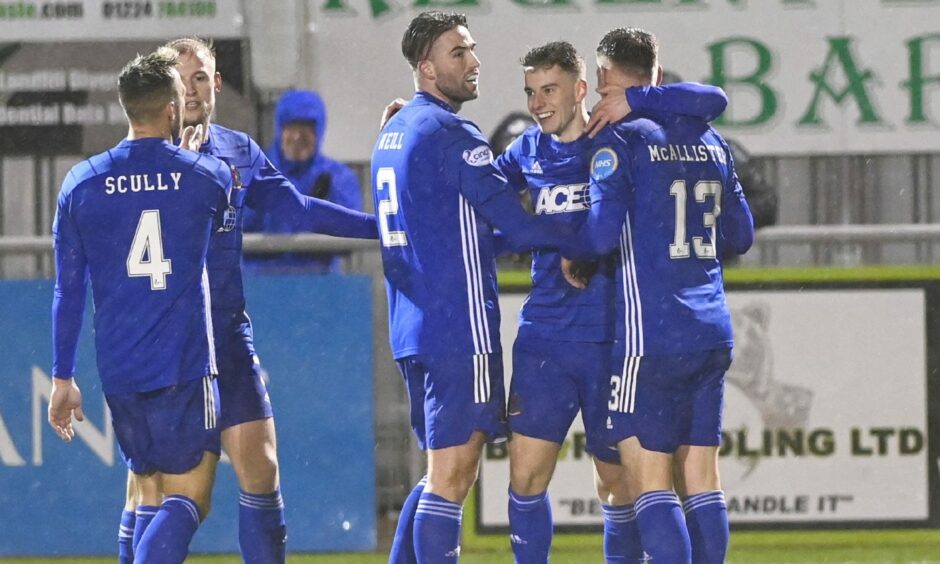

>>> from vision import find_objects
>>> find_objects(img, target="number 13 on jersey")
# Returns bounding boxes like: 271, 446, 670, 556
376, 167, 408, 247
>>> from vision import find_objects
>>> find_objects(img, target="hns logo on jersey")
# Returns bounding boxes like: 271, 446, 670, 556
590, 147, 618, 181
534, 183, 589, 215
462, 145, 493, 167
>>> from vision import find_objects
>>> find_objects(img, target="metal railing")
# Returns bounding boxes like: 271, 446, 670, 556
5, 224, 940, 269
0, 234, 378, 256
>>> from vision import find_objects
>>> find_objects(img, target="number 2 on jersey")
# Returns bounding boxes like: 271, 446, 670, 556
669, 180, 722, 259
126, 209, 172, 290
376, 167, 408, 247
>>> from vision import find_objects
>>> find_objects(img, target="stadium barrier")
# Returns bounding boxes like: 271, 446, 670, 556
476, 277, 940, 537
3, 228, 940, 555
0, 274, 376, 557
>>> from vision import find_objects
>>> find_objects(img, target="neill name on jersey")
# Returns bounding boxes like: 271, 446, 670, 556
104, 172, 182, 195
647, 143, 727, 164
377, 131, 404, 151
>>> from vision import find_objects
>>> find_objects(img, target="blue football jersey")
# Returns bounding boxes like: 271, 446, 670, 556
572, 112, 754, 355
495, 128, 614, 343
52, 138, 232, 394
197, 124, 377, 357
494, 82, 732, 344
372, 92, 565, 359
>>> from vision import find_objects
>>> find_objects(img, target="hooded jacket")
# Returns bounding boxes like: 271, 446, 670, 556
244, 89, 363, 272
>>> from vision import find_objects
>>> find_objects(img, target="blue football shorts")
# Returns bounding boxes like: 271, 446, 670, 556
106, 375, 222, 475
216, 346, 273, 430
607, 345, 733, 454
509, 335, 619, 464
396, 352, 508, 451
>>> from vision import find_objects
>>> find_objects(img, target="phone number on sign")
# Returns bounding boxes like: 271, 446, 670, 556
102, 1, 216, 18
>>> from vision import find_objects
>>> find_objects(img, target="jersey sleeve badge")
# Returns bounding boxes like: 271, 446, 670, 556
590, 147, 619, 181
463, 145, 494, 167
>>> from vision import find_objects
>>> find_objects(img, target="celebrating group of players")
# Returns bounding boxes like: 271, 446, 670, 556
374, 12, 752, 564
45, 9, 752, 564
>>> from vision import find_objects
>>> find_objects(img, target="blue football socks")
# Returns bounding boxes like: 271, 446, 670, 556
508, 488, 553, 564
683, 490, 729, 564
390, 476, 426, 564
118, 509, 135, 564
601, 503, 645, 563
635, 490, 690, 563
239, 489, 287, 564
134, 495, 201, 564
132, 504, 158, 553
413, 492, 462, 564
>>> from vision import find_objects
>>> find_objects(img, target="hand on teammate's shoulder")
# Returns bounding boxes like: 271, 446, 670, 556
585, 85, 631, 139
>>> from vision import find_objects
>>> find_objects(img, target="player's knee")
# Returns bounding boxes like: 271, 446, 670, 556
193, 493, 213, 522
509, 465, 551, 496
593, 469, 631, 505
237, 456, 280, 494
428, 466, 478, 502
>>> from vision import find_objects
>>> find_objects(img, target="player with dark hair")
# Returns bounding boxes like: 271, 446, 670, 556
564, 27, 754, 563
375, 12, 574, 563
496, 40, 729, 563
49, 47, 232, 564
111, 36, 379, 564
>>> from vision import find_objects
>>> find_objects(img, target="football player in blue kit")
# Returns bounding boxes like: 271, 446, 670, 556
48, 48, 232, 564
564, 28, 754, 564
373, 12, 585, 564
494, 41, 728, 564
111, 37, 380, 564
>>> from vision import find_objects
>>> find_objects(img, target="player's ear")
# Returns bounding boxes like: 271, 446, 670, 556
418, 60, 435, 81
575, 78, 588, 103
166, 98, 177, 122
214, 72, 222, 94
654, 64, 664, 86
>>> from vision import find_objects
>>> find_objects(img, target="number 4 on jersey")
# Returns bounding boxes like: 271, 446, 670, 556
126, 209, 172, 290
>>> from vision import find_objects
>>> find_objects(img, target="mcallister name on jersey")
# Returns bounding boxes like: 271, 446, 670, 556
104, 172, 183, 194
647, 143, 727, 164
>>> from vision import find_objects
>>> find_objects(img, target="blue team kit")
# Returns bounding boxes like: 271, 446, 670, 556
53, 137, 232, 473
497, 83, 735, 457
572, 105, 753, 450
372, 92, 573, 449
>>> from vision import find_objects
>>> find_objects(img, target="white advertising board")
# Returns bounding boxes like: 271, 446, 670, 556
311, 0, 940, 160
478, 287, 930, 529
0, 0, 242, 41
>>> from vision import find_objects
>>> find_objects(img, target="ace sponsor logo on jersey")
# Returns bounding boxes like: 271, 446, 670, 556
590, 147, 618, 181
463, 145, 493, 167
534, 183, 589, 215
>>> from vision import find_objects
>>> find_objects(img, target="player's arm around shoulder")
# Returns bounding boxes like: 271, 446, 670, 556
561, 129, 633, 260
628, 83, 728, 122
715, 135, 755, 255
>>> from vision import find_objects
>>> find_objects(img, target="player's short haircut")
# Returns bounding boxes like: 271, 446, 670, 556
164, 36, 216, 61
597, 27, 658, 79
401, 11, 468, 69
118, 47, 180, 123
521, 41, 585, 79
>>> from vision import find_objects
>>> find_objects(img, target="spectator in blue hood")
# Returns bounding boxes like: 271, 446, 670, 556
244, 89, 364, 272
